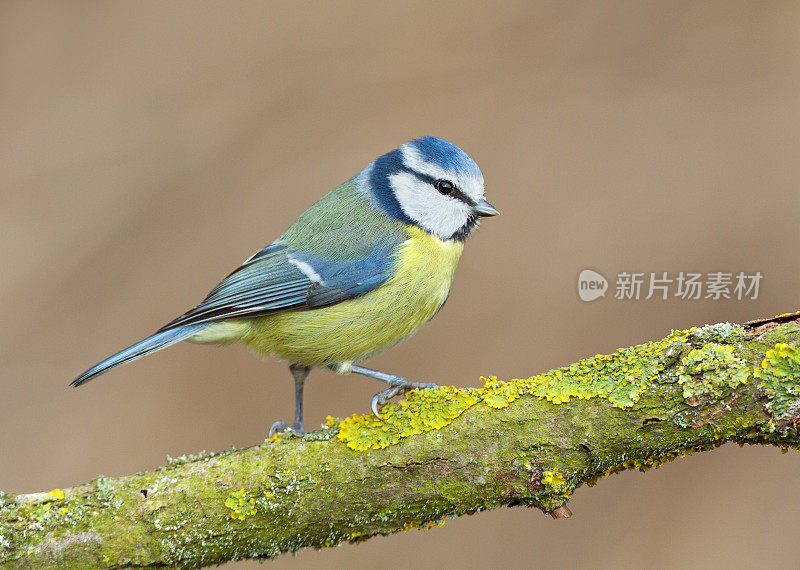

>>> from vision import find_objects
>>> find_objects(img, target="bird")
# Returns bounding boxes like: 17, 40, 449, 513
71, 136, 498, 436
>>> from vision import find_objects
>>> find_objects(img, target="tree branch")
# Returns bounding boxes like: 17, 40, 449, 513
3, 313, 800, 568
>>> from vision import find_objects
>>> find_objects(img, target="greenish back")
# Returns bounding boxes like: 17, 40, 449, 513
279, 178, 408, 260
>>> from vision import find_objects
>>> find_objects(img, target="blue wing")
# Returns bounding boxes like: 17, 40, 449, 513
158, 238, 402, 331
71, 180, 410, 387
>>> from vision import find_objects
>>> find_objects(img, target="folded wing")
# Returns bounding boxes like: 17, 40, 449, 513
158, 237, 403, 331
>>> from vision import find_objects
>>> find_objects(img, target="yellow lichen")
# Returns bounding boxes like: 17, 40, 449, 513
336, 338, 676, 450
754, 343, 800, 420
770, 311, 800, 320
480, 376, 522, 409
337, 386, 480, 451
27, 488, 68, 521
760, 343, 800, 377
398, 518, 446, 533
541, 468, 565, 488
224, 489, 256, 520
48, 489, 64, 501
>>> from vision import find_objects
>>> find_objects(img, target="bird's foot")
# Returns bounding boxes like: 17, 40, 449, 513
371, 379, 438, 419
268, 420, 305, 439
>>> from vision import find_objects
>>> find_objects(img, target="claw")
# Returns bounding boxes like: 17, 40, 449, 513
371, 395, 383, 420
268, 420, 305, 438
370, 381, 438, 419
371, 386, 403, 419
268, 421, 289, 438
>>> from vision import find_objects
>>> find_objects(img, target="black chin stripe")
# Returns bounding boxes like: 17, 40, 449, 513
451, 215, 479, 241
399, 165, 477, 207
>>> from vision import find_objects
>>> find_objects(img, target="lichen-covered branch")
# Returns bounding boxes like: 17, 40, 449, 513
3, 313, 800, 568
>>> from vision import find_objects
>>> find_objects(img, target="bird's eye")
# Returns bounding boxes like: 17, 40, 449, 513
435, 179, 455, 195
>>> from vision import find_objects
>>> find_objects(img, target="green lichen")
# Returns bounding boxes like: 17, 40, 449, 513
166, 450, 217, 466
677, 343, 750, 399
658, 339, 688, 369
526, 341, 665, 407
685, 322, 747, 344
225, 489, 257, 521
302, 420, 340, 442
597, 441, 725, 480
754, 343, 800, 420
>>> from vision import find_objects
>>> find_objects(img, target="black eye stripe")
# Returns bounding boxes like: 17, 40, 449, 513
398, 166, 476, 207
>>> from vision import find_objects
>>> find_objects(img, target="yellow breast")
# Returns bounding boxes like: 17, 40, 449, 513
242, 226, 464, 367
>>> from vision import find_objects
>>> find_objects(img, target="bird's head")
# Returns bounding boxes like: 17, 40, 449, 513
361, 136, 498, 241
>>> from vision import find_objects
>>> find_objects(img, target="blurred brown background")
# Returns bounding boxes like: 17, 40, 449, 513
2, 1, 800, 568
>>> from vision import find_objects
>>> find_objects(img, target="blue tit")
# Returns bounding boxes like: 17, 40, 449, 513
71, 136, 499, 436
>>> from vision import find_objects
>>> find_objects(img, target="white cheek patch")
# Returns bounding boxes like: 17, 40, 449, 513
389, 171, 472, 239
401, 144, 486, 204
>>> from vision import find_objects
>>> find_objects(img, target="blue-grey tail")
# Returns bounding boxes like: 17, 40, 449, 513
70, 323, 209, 387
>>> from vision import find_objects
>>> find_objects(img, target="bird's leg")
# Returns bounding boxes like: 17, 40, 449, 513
268, 363, 311, 437
350, 365, 438, 419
